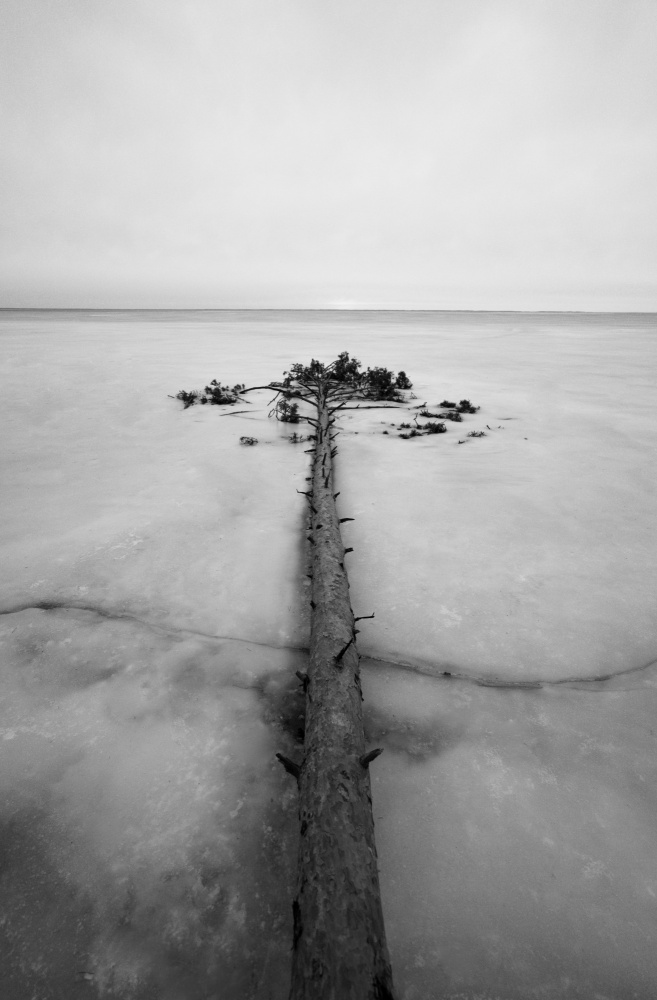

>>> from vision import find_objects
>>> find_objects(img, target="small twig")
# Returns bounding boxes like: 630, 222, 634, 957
276, 753, 301, 780
333, 492, 340, 499
354, 613, 375, 621
339, 517, 355, 523
242, 383, 287, 394
359, 748, 383, 768
335, 636, 355, 663
344, 547, 353, 554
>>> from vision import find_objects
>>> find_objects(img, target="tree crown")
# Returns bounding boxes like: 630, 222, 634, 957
281, 352, 412, 402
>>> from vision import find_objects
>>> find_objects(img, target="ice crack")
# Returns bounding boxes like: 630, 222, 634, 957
1, 600, 655, 691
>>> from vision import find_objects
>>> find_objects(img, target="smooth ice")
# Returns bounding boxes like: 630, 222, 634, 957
1, 309, 656, 999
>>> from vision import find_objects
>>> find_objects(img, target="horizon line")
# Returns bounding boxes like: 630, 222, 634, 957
2, 306, 656, 315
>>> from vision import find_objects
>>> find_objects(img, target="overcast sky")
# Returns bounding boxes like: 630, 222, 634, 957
1, 0, 656, 309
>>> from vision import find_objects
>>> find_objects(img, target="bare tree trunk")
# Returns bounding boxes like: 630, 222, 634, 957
282, 387, 396, 999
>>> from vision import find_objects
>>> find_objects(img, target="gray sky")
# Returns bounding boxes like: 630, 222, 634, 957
2, 0, 656, 309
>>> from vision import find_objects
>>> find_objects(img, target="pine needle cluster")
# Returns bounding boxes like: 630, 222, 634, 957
279, 352, 412, 403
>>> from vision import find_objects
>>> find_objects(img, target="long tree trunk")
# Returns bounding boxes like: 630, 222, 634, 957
282, 386, 396, 1000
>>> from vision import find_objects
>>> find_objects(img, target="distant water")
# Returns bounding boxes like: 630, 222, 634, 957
2, 307, 655, 369
2, 306, 656, 326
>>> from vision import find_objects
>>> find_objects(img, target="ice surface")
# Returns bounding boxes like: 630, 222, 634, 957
1, 309, 656, 998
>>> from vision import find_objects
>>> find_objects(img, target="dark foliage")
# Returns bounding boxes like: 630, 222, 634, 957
285, 359, 326, 382
399, 419, 446, 438
282, 353, 412, 402
332, 351, 362, 383
276, 400, 300, 423
239, 436, 258, 445
362, 366, 400, 400
176, 390, 199, 409
205, 381, 244, 405
176, 380, 244, 408
434, 399, 479, 419
467, 430, 486, 438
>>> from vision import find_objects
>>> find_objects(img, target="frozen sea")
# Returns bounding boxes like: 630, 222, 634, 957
1, 308, 656, 1000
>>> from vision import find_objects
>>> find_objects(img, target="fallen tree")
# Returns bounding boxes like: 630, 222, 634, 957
174, 353, 480, 998
269, 356, 403, 1000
